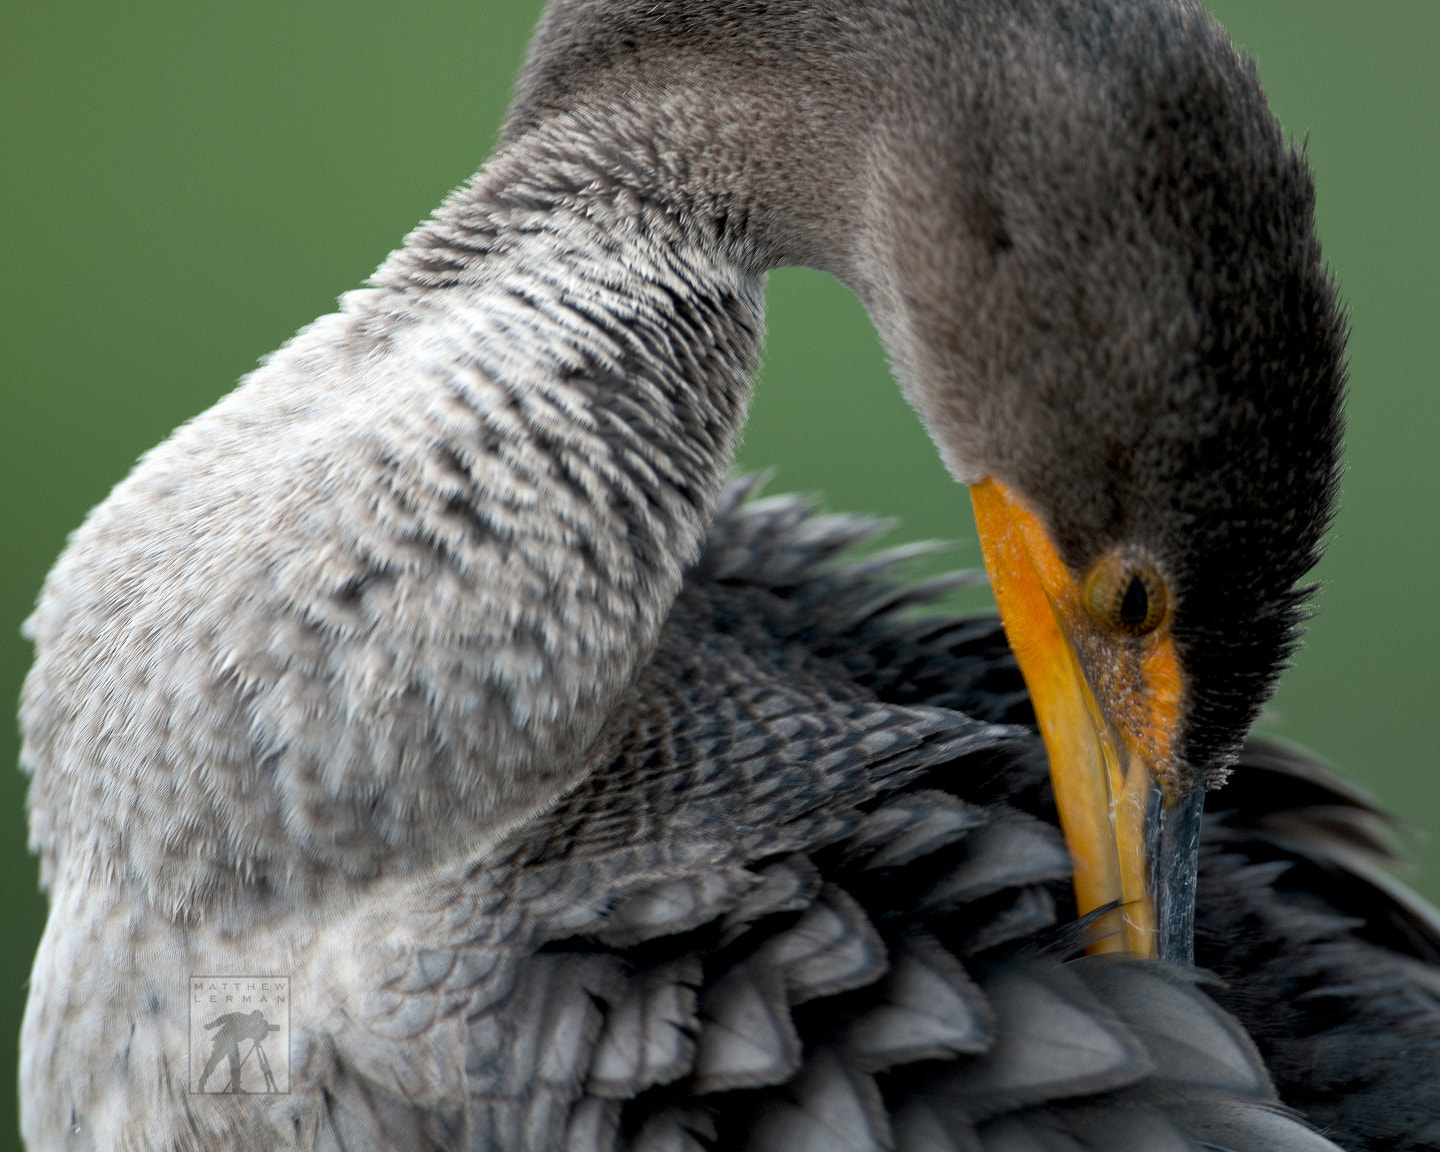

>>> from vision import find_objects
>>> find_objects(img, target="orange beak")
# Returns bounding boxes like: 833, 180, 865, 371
969, 477, 1196, 959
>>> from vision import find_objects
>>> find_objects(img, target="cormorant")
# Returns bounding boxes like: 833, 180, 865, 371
18, 1, 1439, 1148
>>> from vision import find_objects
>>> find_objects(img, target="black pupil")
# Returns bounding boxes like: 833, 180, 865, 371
1118, 574, 1150, 626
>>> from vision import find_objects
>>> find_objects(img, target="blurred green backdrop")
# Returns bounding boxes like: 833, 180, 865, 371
1, 1, 1435, 1145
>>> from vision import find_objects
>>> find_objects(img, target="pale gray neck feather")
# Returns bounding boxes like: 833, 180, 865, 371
21, 168, 764, 919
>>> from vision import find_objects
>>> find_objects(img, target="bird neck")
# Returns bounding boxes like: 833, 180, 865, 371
31, 143, 767, 923
330, 151, 767, 868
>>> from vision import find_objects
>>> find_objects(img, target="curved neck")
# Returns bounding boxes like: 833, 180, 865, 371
33, 149, 768, 919
311, 30, 982, 867
371, 134, 771, 609
341, 161, 768, 859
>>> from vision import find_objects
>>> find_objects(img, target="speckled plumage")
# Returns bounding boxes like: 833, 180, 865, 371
17, 0, 1401, 1149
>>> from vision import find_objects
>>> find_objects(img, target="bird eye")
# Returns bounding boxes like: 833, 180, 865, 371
1118, 574, 1149, 626
1083, 553, 1168, 636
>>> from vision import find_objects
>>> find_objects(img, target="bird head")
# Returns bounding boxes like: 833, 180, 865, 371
856, 4, 1348, 958
501, 0, 1347, 959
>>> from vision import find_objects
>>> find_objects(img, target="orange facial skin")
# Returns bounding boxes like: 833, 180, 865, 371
969, 477, 1186, 957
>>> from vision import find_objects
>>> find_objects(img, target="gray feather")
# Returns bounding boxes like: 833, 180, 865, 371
978, 1107, 1195, 1152
849, 791, 985, 870
747, 1050, 891, 1152
893, 1101, 984, 1152
720, 855, 824, 945
844, 933, 993, 1071
754, 887, 888, 1005
599, 869, 762, 948
1169, 1102, 1348, 1152
921, 812, 1072, 911
565, 1098, 621, 1152
932, 964, 1152, 1119
1068, 958, 1273, 1099
694, 963, 802, 1094
587, 958, 701, 1097
962, 888, 1058, 957
629, 1112, 713, 1152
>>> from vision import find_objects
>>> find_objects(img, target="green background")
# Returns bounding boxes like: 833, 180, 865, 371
1, 1, 1435, 1144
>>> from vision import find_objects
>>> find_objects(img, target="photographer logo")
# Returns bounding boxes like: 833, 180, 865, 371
188, 976, 290, 1094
